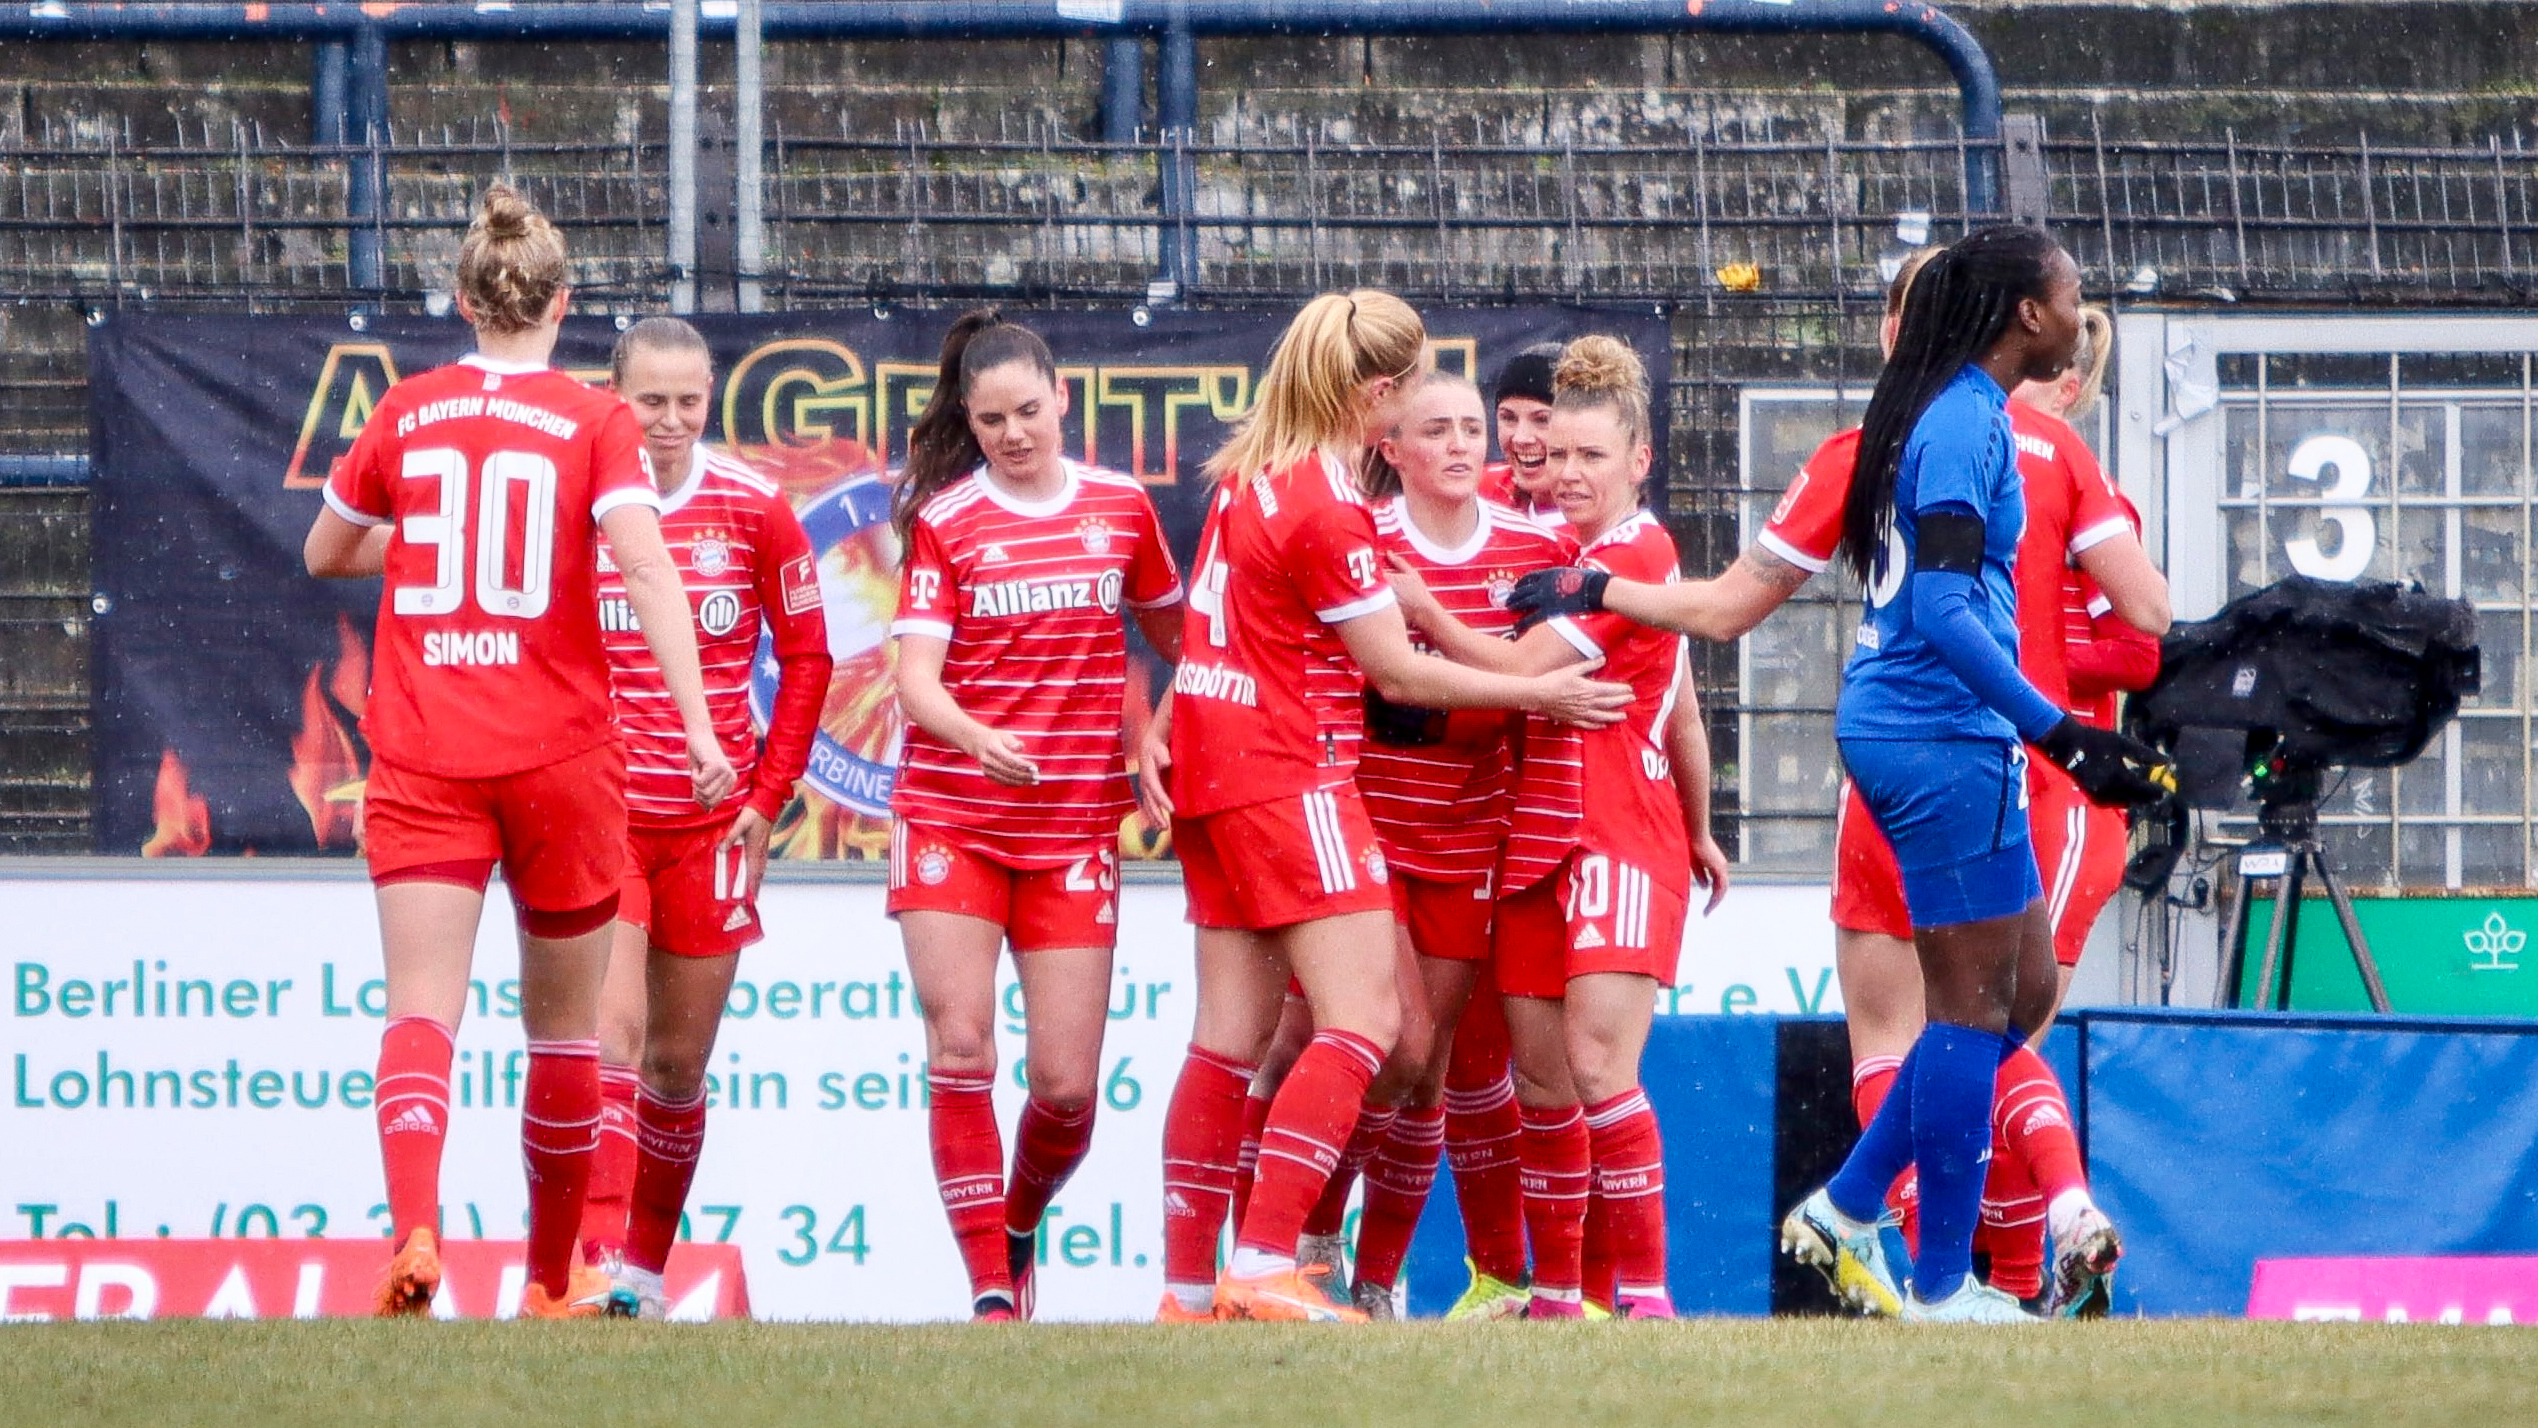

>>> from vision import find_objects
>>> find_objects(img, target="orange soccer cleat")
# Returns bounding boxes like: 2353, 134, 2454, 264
373, 1228, 442, 1319
519, 1263, 617, 1320
1154, 1292, 1219, 1324
1214, 1266, 1368, 1323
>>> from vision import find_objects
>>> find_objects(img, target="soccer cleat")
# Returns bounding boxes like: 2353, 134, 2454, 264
973, 1295, 1019, 1323
520, 1264, 616, 1320
1296, 1231, 1348, 1282
1215, 1267, 1368, 1323
1006, 1229, 1039, 1322
1902, 1278, 2040, 1324
1582, 1298, 1614, 1323
1780, 1186, 1904, 1317
1155, 1291, 1219, 1324
1522, 1295, 1585, 1320
610, 1263, 667, 1321
1614, 1293, 1675, 1320
373, 1227, 442, 1319
2047, 1205, 2123, 1320
1351, 1278, 1407, 1322
1442, 1261, 1530, 1322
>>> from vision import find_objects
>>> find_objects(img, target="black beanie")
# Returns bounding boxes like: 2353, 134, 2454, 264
1491, 342, 1564, 407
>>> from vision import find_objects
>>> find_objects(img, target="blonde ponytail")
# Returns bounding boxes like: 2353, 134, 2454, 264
1206, 289, 1427, 484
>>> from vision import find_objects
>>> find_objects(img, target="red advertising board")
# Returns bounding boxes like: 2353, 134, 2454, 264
0, 1239, 748, 1321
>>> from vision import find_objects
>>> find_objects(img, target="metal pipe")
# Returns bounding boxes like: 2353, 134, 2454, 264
669, 0, 699, 313
310, 39, 346, 147
345, 22, 387, 290
1100, 35, 1144, 144
737, 0, 766, 312
1156, 19, 1198, 294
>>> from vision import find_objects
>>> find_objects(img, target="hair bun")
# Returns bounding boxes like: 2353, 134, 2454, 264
1553, 334, 1646, 400
476, 182, 533, 241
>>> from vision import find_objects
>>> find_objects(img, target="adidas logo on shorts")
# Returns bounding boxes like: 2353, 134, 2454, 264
1574, 924, 1606, 950
723, 906, 753, 932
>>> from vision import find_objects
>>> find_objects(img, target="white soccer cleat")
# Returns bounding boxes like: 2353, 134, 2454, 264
2047, 1204, 2122, 1319
1352, 1277, 1407, 1322
609, 1263, 668, 1321
1903, 1278, 2040, 1324
1779, 1186, 1904, 1317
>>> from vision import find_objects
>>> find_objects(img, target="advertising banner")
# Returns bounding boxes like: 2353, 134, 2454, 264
0, 873, 1837, 1321
86, 305, 1670, 860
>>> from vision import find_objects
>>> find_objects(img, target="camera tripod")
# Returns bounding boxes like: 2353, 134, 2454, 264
2216, 767, 2393, 1013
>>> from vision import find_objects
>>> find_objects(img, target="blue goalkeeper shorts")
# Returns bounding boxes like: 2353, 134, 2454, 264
1838, 735, 2042, 928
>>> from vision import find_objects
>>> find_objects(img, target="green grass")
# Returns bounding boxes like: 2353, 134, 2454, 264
8, 1320, 2535, 1428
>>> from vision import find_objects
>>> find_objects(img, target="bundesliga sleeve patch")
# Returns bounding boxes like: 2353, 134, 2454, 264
782, 554, 821, 615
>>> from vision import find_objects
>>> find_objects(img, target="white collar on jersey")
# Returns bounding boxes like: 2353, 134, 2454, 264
458, 353, 551, 376
967, 457, 1082, 518
1574, 506, 1654, 555
654, 446, 718, 517
1384, 494, 1496, 567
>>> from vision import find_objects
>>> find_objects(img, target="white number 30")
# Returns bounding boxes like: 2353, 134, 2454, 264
394, 447, 561, 620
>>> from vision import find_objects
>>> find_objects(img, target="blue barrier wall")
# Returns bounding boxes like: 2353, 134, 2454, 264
1396, 1009, 2538, 1317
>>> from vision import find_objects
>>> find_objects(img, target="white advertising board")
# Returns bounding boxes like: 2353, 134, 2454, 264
1, 871, 1837, 1320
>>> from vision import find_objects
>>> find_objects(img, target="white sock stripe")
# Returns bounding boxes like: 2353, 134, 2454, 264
1583, 1091, 1652, 1128
1851, 1055, 1905, 1085
523, 1109, 603, 1131
374, 1072, 450, 1091
1261, 1127, 1345, 1158
636, 1088, 710, 1114
1257, 1146, 1340, 1174
525, 1040, 601, 1058
1315, 1033, 1385, 1077
926, 1073, 998, 1093
384, 1014, 456, 1042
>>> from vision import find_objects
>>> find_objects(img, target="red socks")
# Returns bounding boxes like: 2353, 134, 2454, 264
625, 1082, 708, 1274
520, 1039, 603, 1297
1230, 1092, 1272, 1232
926, 1070, 1011, 1305
1977, 1150, 2048, 1300
580, 1063, 640, 1262
1235, 1030, 1385, 1257
1161, 1044, 1257, 1293
1517, 1103, 1590, 1299
1585, 1088, 1668, 1307
1006, 1097, 1097, 1237
1443, 1071, 1529, 1286
375, 1015, 454, 1248
1303, 1102, 1397, 1238
1353, 1106, 1444, 1291
1851, 1054, 1903, 1128
1995, 1045, 2086, 1200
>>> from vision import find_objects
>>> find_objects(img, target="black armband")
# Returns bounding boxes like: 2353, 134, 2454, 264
1917, 511, 1988, 577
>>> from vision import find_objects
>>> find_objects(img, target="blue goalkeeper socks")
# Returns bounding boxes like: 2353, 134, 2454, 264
1906, 1020, 2014, 1301
1826, 1043, 1918, 1224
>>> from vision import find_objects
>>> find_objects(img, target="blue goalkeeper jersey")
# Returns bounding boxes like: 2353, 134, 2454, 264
1836, 363, 2027, 743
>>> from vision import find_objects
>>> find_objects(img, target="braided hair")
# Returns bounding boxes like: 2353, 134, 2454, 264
1840, 224, 2067, 583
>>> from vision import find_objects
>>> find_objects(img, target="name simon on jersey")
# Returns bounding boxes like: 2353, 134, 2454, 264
422, 629, 522, 667
968, 571, 1121, 619
1173, 660, 1258, 707
395, 396, 580, 442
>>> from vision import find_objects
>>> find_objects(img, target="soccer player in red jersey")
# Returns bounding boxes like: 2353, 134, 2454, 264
1145, 290, 1629, 1323
1338, 369, 1570, 1318
887, 311, 1187, 1322
570, 317, 833, 1318
301, 186, 735, 1320
1391, 337, 1730, 1319
1480, 342, 1565, 528
1515, 267, 2169, 1318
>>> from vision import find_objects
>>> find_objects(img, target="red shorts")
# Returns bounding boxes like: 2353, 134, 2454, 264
364, 741, 624, 915
1392, 871, 1495, 962
2032, 762, 2126, 968
885, 821, 1118, 953
1829, 780, 1912, 941
1177, 788, 1393, 931
1493, 849, 1686, 999
621, 818, 761, 959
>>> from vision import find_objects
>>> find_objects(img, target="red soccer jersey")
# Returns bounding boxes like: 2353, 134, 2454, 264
1481, 459, 1564, 532
1757, 415, 2130, 704
1358, 497, 1567, 881
890, 460, 1182, 866
2063, 488, 2158, 730
1541, 511, 1693, 892
323, 355, 656, 780
598, 446, 830, 829
1169, 451, 1393, 820
2010, 404, 2134, 709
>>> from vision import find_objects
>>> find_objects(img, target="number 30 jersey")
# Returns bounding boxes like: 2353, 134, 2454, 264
1170, 451, 1395, 819
324, 355, 658, 779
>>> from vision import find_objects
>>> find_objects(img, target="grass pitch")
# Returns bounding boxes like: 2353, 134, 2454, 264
9, 1319, 2532, 1428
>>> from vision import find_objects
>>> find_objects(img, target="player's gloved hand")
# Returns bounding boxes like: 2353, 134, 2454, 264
2035, 716, 2178, 809
1506, 567, 1609, 633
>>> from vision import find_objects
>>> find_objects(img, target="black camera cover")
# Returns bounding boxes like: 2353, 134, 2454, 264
2127, 574, 2481, 775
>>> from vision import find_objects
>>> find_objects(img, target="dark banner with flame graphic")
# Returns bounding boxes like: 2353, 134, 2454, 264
87, 305, 1669, 859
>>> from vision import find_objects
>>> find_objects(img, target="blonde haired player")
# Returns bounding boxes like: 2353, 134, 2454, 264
574, 316, 833, 1317
888, 310, 1186, 1321
1146, 290, 1630, 1322
302, 184, 734, 1319
1391, 335, 1728, 1318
